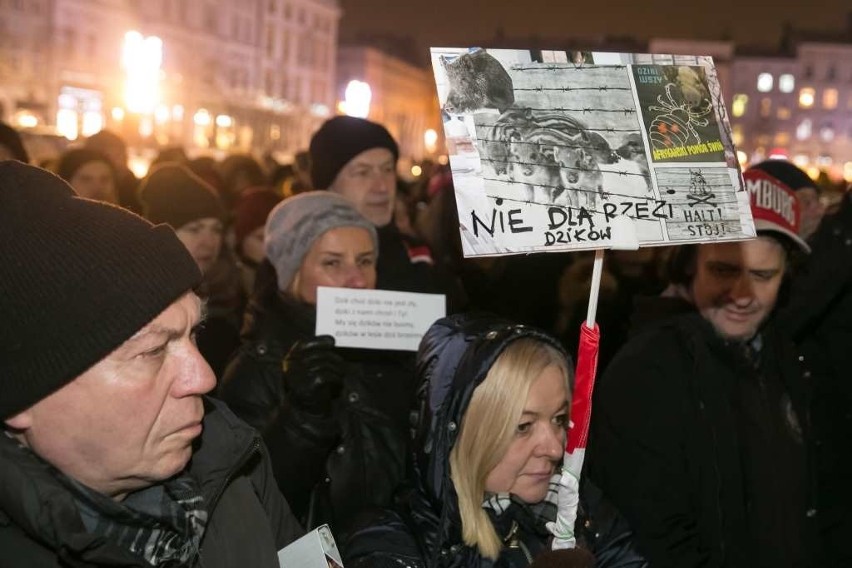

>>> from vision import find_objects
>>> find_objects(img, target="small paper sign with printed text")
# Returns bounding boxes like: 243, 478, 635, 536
316, 287, 446, 351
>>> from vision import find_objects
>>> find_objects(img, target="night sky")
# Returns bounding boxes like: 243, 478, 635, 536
338, 0, 851, 63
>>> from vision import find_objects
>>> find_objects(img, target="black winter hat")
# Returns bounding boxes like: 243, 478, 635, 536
55, 147, 115, 183
309, 116, 399, 190
0, 161, 201, 419
750, 159, 818, 194
138, 163, 225, 229
0, 121, 29, 163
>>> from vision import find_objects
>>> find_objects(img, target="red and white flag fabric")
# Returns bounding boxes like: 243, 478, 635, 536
548, 322, 600, 549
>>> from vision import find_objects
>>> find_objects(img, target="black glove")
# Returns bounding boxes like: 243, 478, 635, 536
282, 335, 345, 415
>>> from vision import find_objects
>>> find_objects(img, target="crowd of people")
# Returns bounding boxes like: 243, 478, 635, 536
0, 114, 850, 567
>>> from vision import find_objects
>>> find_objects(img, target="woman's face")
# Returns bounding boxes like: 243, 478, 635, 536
240, 226, 266, 265
484, 365, 568, 503
175, 217, 223, 274
291, 226, 377, 305
71, 161, 116, 203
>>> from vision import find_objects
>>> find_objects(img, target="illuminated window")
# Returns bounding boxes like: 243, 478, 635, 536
793, 155, 809, 168
732, 94, 748, 117
732, 124, 743, 146
816, 154, 833, 167
820, 123, 835, 142
777, 106, 791, 120
799, 88, 815, 108
796, 119, 812, 140
823, 88, 838, 109
760, 98, 772, 117
779, 74, 795, 93
757, 73, 774, 92
774, 132, 790, 146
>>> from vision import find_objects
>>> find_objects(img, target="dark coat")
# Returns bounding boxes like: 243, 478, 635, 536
376, 223, 438, 294
777, 192, 852, 566
376, 223, 466, 313
588, 312, 818, 567
0, 397, 302, 567
342, 314, 569, 568
219, 288, 417, 536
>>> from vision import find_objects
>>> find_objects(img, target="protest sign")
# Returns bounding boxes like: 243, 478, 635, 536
430, 48, 754, 257
315, 287, 446, 351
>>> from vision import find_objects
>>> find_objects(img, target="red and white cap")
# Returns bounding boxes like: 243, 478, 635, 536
743, 168, 811, 254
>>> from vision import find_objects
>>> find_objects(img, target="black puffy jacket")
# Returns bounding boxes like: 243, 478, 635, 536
344, 314, 573, 567
588, 312, 818, 567
0, 398, 302, 567
219, 286, 417, 536
777, 193, 852, 567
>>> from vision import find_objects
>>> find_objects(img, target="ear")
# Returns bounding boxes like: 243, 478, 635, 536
5, 409, 33, 431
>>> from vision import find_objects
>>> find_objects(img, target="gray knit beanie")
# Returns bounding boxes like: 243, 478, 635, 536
264, 191, 378, 292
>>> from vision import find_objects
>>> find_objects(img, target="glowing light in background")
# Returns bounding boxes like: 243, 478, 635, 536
56, 109, 78, 140
193, 108, 211, 126
343, 80, 371, 118
122, 31, 163, 114
411, 165, 422, 177
798, 88, 815, 109
424, 129, 438, 154
154, 104, 170, 124
81, 111, 103, 137
14, 111, 38, 128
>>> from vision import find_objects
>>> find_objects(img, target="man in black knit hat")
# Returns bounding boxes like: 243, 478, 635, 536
309, 116, 446, 297
0, 161, 301, 566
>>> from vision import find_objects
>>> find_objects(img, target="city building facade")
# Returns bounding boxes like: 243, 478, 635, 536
0, 0, 340, 161
730, 41, 852, 181
336, 44, 444, 164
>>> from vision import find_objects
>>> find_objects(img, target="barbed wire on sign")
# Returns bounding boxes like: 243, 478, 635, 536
512, 86, 633, 93
510, 64, 628, 72
480, 175, 740, 206
479, 156, 651, 179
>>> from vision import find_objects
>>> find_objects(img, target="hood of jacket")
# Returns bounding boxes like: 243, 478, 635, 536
409, 312, 569, 561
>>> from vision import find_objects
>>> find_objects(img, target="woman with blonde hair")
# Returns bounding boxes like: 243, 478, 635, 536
343, 313, 578, 567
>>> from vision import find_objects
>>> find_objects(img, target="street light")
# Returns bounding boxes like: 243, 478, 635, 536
424, 129, 438, 154
343, 80, 371, 119
122, 31, 162, 115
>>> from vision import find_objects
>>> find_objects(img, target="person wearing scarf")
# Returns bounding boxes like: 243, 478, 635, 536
342, 313, 575, 567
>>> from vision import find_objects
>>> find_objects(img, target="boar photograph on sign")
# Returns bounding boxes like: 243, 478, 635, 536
430, 47, 755, 257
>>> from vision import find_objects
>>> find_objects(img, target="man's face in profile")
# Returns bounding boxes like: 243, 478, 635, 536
4, 293, 215, 500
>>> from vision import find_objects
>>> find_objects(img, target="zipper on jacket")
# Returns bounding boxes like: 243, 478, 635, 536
191, 437, 262, 565
504, 521, 533, 564
209, 437, 262, 510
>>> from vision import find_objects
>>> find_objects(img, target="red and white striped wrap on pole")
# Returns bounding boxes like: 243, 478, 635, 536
547, 250, 604, 550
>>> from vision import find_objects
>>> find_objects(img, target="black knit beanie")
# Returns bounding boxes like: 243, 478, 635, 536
750, 159, 818, 194
0, 122, 29, 163
0, 161, 201, 419
138, 163, 225, 229
55, 147, 115, 183
309, 116, 399, 190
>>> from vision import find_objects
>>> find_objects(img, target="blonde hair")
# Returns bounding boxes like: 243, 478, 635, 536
449, 338, 570, 560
